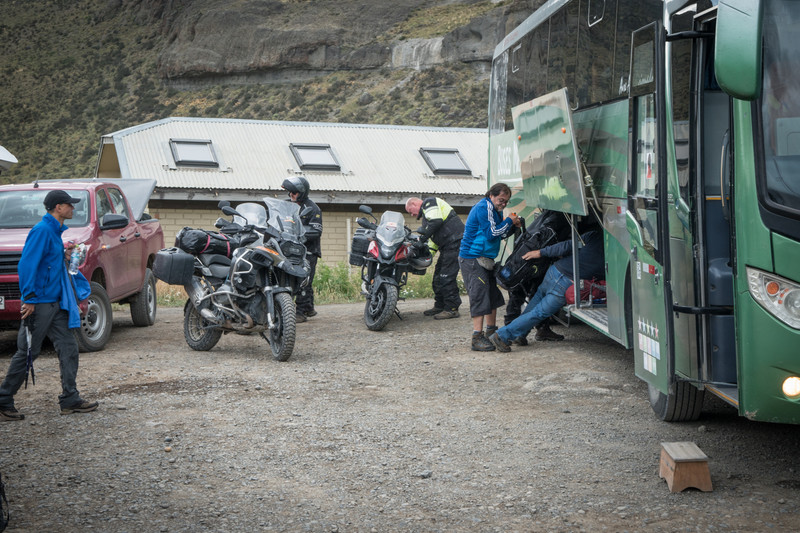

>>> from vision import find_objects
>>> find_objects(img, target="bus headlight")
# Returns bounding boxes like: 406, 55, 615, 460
747, 267, 800, 329
783, 377, 800, 399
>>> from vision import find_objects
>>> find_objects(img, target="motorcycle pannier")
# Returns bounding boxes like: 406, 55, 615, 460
349, 228, 371, 266
153, 247, 195, 285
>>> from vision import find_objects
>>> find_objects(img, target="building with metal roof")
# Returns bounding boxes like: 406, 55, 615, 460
96, 118, 489, 265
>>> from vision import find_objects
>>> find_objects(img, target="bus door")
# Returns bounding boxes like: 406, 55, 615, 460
627, 23, 674, 399
693, 14, 737, 398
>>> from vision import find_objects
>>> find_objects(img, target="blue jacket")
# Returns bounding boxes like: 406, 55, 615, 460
540, 230, 605, 280
459, 197, 515, 259
19, 213, 91, 328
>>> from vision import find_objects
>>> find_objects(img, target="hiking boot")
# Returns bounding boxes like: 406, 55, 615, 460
296, 312, 307, 323
304, 309, 318, 318
535, 324, 564, 342
485, 325, 498, 337
60, 400, 98, 415
471, 331, 495, 352
488, 332, 512, 353
434, 309, 459, 320
0, 406, 24, 421
512, 336, 529, 346
423, 307, 444, 316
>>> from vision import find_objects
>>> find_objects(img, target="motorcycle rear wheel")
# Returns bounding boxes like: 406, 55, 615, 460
364, 283, 398, 331
183, 300, 222, 351
269, 292, 296, 361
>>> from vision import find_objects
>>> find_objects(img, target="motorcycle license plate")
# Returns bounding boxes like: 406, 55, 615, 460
0, 296, 4, 309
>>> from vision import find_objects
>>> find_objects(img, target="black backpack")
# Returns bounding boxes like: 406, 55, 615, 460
496, 210, 569, 291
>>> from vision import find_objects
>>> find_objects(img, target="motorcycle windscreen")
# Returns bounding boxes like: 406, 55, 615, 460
512, 88, 587, 216
263, 197, 305, 238
376, 211, 406, 247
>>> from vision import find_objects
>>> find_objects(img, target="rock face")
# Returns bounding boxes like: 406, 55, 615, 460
155, 0, 533, 84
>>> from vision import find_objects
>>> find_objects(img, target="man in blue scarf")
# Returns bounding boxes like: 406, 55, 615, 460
0, 190, 97, 421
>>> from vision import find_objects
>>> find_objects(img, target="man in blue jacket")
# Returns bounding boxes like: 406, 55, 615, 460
0, 190, 97, 421
459, 183, 521, 351
489, 229, 605, 352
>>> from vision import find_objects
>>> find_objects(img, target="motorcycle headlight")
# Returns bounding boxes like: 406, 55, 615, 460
379, 244, 395, 260
280, 241, 306, 258
747, 267, 800, 329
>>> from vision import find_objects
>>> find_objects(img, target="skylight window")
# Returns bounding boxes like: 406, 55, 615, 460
169, 139, 219, 167
289, 143, 341, 171
419, 148, 473, 176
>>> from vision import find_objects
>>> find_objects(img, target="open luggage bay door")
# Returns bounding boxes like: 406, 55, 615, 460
511, 87, 588, 217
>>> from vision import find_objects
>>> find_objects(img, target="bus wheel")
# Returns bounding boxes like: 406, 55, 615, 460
648, 381, 704, 422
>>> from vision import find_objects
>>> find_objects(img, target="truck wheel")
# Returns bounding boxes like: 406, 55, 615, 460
183, 300, 222, 351
130, 268, 157, 327
75, 282, 113, 352
648, 381, 705, 422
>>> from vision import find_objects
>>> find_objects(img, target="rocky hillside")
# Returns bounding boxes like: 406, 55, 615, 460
0, 0, 543, 180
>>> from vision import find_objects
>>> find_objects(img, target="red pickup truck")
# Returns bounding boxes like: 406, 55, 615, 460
0, 179, 164, 351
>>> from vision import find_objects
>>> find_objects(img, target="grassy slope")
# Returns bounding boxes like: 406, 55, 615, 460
0, 0, 501, 182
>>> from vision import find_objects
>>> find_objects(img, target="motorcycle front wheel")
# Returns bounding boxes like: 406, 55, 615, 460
183, 300, 222, 351
269, 292, 296, 361
364, 283, 398, 331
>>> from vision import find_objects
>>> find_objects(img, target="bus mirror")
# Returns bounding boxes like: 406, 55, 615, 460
714, 0, 764, 100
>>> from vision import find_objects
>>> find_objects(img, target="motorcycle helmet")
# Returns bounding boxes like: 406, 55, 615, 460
409, 243, 433, 270
282, 176, 310, 202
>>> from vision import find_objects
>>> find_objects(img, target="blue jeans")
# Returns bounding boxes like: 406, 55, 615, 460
496, 266, 572, 343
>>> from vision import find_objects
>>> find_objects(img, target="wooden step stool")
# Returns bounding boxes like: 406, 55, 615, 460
659, 441, 713, 492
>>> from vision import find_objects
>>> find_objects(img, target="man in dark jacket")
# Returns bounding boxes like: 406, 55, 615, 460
405, 196, 464, 319
282, 177, 322, 322
0, 190, 96, 421
489, 229, 605, 352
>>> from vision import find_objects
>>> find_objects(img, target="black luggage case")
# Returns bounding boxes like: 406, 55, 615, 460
153, 247, 195, 285
349, 228, 371, 266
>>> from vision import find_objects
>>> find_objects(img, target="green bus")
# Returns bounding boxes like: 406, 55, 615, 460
488, 0, 799, 424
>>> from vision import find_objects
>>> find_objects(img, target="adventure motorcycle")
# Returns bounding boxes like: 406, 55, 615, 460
349, 205, 432, 331
161, 198, 310, 361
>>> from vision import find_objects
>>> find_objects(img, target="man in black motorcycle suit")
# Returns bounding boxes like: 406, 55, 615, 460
404, 196, 464, 320
282, 177, 323, 322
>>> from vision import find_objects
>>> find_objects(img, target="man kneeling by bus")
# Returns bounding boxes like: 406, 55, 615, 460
489, 230, 604, 352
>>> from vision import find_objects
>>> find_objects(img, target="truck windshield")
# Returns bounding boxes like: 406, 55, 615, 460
761, 0, 800, 218
0, 190, 90, 228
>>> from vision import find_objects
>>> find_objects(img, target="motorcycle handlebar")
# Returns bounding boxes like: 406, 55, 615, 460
357, 217, 377, 230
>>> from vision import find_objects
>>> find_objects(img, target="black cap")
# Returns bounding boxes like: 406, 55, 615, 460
43, 190, 80, 211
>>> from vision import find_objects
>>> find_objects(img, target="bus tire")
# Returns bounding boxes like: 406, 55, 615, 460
648, 381, 704, 422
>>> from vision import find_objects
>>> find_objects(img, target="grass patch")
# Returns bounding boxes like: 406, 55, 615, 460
381, 1, 506, 41
156, 281, 188, 308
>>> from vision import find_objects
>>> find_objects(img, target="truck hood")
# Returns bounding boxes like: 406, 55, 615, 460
113, 179, 157, 221
0, 226, 94, 251
0, 228, 29, 251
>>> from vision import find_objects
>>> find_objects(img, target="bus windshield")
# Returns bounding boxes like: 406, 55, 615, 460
761, 0, 800, 217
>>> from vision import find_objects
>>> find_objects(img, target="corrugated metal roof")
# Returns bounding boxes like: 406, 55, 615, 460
100, 118, 489, 197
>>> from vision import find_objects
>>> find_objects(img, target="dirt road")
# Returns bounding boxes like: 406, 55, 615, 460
1, 299, 798, 532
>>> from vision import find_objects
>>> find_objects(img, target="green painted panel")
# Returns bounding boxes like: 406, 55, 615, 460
512, 88, 587, 216
772, 232, 800, 284
737, 294, 800, 424
573, 100, 630, 199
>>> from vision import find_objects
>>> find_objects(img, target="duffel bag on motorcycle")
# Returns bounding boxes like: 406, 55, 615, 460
175, 227, 234, 257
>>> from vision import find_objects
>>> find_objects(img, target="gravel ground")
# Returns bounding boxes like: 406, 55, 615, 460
1, 298, 798, 532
